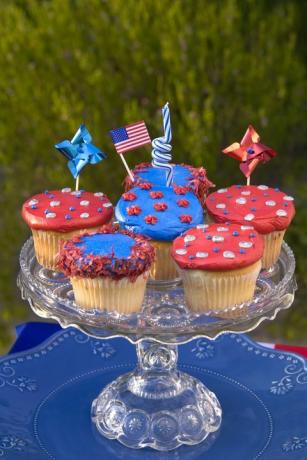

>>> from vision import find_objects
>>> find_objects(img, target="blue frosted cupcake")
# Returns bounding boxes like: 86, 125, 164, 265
58, 225, 154, 313
115, 183, 204, 280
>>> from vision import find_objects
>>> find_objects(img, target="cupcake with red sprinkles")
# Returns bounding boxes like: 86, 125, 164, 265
171, 223, 264, 312
58, 225, 154, 313
22, 188, 113, 270
115, 184, 204, 281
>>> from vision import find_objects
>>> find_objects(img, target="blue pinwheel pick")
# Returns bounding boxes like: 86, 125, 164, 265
55, 124, 107, 180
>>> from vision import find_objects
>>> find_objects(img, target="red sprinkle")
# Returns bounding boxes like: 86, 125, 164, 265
174, 185, 189, 195
150, 191, 164, 199
180, 214, 192, 223
177, 198, 189, 207
123, 192, 137, 201
154, 202, 168, 212
127, 205, 142, 216
145, 215, 158, 225
139, 181, 152, 190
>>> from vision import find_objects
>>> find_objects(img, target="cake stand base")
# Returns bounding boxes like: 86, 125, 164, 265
91, 340, 222, 451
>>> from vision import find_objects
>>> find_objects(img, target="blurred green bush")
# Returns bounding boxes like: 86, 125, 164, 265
0, 0, 306, 350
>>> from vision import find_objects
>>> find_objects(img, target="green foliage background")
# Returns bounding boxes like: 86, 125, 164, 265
0, 0, 306, 350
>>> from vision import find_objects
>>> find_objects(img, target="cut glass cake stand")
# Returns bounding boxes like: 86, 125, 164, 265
17, 238, 296, 451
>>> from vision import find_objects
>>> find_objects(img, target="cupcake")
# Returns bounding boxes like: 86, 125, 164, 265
115, 183, 204, 281
205, 185, 295, 269
22, 188, 113, 270
124, 163, 214, 207
171, 223, 264, 312
58, 226, 154, 313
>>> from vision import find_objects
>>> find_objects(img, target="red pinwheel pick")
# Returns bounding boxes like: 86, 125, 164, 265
222, 125, 277, 183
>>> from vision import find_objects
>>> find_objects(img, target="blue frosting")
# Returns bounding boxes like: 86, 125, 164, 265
115, 185, 204, 241
134, 164, 192, 187
76, 234, 135, 258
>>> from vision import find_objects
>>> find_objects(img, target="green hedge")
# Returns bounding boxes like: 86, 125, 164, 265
1, 0, 307, 349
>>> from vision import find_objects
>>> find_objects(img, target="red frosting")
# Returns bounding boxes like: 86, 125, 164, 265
177, 199, 189, 207
127, 205, 142, 216
58, 224, 155, 281
180, 214, 192, 223
205, 185, 295, 234
150, 191, 164, 199
144, 215, 158, 225
22, 189, 113, 232
171, 223, 264, 271
154, 202, 168, 212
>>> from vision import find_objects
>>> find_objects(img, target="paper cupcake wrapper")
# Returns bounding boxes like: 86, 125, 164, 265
32, 227, 101, 271
178, 260, 261, 312
71, 272, 149, 314
149, 240, 179, 281
262, 230, 286, 269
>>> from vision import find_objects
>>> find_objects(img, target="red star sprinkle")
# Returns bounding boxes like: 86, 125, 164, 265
180, 214, 192, 223
123, 192, 137, 201
144, 215, 158, 224
173, 185, 189, 195
139, 181, 152, 190
150, 191, 164, 199
153, 202, 168, 212
176, 198, 189, 207
127, 205, 142, 216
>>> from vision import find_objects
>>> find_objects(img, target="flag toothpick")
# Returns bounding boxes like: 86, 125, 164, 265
110, 121, 151, 179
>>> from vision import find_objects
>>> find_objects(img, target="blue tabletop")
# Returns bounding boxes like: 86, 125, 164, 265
0, 323, 306, 459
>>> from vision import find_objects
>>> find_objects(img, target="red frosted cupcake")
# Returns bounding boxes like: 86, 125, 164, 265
205, 185, 295, 268
22, 188, 113, 270
171, 223, 264, 311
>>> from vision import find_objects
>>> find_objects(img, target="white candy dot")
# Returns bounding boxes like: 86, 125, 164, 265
276, 209, 287, 217
46, 212, 56, 219
223, 251, 235, 259
184, 235, 196, 243
50, 200, 61, 207
29, 199, 38, 206
80, 213, 89, 218
71, 191, 81, 196
103, 202, 112, 208
244, 214, 255, 221
239, 241, 253, 248
212, 235, 225, 243
196, 224, 209, 229
61, 187, 71, 193
283, 195, 294, 201
217, 226, 229, 232
241, 190, 251, 196
265, 200, 276, 207
241, 225, 254, 230
196, 252, 208, 258
258, 185, 268, 190
176, 249, 187, 255
217, 188, 228, 193
216, 203, 226, 209
94, 192, 104, 197
236, 197, 247, 205
80, 200, 90, 206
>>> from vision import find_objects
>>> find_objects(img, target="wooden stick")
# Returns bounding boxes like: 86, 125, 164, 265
75, 175, 80, 191
247, 176, 250, 186
120, 153, 134, 181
